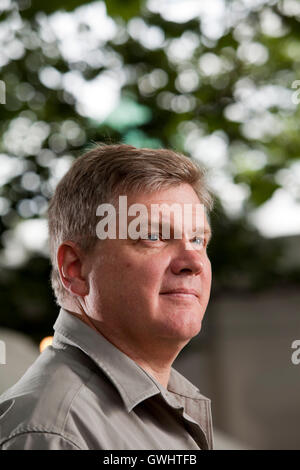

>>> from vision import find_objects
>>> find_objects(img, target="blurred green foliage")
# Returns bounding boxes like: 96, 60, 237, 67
0, 0, 299, 342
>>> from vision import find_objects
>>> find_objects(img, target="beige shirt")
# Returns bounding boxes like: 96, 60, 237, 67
0, 308, 213, 450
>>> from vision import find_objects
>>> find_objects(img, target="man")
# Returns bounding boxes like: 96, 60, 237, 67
0, 144, 214, 450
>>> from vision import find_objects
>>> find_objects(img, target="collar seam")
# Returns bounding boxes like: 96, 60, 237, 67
168, 389, 210, 400
54, 326, 130, 397
54, 323, 159, 409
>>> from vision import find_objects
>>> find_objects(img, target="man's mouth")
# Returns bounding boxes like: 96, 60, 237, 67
160, 288, 199, 299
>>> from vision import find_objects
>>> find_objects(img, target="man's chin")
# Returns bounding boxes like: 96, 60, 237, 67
156, 319, 203, 343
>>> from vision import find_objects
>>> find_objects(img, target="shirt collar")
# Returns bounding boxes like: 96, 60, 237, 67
52, 308, 204, 413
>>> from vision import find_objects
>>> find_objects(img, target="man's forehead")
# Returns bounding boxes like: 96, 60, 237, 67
143, 205, 208, 225
94, 185, 212, 242
125, 201, 210, 235
116, 188, 209, 223
125, 186, 201, 205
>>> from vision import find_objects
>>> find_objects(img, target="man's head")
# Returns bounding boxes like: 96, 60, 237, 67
48, 144, 213, 347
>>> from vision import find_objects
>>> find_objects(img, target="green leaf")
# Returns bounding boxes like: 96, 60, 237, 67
104, 0, 145, 20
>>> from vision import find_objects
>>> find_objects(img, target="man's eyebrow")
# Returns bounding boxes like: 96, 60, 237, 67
194, 227, 212, 242
147, 221, 212, 239
204, 228, 212, 244
203, 228, 212, 239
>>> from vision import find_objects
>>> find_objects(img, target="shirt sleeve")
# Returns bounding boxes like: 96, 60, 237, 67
1, 432, 82, 450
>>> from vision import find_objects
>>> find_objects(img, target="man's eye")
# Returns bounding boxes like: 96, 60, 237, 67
146, 233, 160, 242
193, 237, 205, 246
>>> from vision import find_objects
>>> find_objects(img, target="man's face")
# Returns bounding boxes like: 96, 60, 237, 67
84, 184, 212, 347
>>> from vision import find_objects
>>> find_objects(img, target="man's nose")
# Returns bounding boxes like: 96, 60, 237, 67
169, 243, 204, 276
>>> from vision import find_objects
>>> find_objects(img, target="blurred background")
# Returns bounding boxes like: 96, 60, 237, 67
0, 0, 299, 450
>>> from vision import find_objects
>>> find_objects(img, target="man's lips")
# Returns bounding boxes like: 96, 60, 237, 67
160, 288, 200, 299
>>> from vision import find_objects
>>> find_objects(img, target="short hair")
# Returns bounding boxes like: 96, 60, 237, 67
47, 143, 214, 306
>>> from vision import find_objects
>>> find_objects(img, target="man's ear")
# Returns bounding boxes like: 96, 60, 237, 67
57, 241, 89, 297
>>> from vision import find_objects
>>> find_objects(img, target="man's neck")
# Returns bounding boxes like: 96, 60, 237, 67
63, 305, 183, 389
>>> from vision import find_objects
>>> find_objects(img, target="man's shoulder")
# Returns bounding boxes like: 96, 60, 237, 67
0, 345, 99, 449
